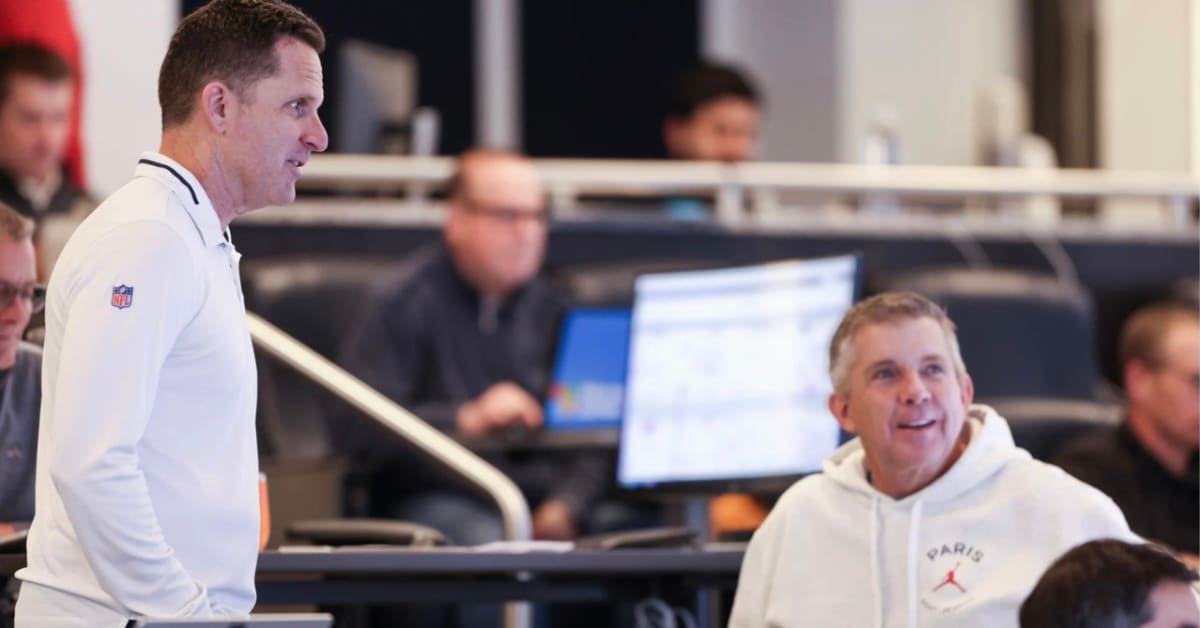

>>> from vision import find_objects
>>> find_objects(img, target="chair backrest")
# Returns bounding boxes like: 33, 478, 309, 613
243, 255, 401, 459
877, 266, 1099, 401
986, 398, 1121, 462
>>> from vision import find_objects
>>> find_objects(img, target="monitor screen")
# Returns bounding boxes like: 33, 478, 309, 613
544, 307, 631, 431
617, 254, 862, 493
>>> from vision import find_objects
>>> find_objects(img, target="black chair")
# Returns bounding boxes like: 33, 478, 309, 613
241, 255, 401, 547
876, 267, 1100, 401
986, 398, 1121, 462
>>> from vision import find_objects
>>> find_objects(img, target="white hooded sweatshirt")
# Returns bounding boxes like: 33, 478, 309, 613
729, 405, 1136, 628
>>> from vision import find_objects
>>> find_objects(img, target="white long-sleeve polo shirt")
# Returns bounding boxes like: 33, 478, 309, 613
16, 153, 259, 626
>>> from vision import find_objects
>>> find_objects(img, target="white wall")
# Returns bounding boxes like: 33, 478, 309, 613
1097, 0, 1192, 172
703, 0, 840, 162
704, 0, 1024, 165
68, 0, 178, 197
839, 0, 1024, 165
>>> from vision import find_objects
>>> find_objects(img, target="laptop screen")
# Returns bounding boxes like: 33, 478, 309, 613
544, 307, 631, 431
617, 254, 862, 493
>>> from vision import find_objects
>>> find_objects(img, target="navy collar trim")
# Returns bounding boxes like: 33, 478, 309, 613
137, 158, 198, 205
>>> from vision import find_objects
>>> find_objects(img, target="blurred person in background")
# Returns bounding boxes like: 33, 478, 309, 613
1055, 300, 1199, 566
0, 202, 44, 627
663, 61, 761, 163
0, 202, 43, 537
0, 43, 93, 279
339, 148, 616, 546
659, 61, 762, 223
0, 44, 85, 220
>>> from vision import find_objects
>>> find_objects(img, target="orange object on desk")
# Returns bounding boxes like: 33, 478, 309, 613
258, 472, 270, 551
710, 493, 768, 537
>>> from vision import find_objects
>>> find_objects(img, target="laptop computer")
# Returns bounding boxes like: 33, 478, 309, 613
544, 306, 631, 432
132, 614, 332, 628
454, 306, 630, 451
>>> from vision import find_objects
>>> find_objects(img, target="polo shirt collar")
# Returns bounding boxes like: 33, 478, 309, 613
134, 152, 227, 249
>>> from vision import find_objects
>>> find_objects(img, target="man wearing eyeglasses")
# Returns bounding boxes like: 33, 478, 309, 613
0, 201, 44, 538
339, 149, 613, 543
1055, 300, 1199, 566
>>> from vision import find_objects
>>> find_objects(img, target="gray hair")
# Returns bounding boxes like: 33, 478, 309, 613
829, 291, 967, 396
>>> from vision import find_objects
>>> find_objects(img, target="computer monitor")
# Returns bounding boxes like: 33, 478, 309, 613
617, 254, 862, 494
337, 39, 417, 154
544, 307, 631, 431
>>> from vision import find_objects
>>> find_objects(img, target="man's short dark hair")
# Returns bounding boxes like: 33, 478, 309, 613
158, 0, 325, 128
1019, 539, 1199, 628
0, 44, 73, 109
666, 61, 760, 119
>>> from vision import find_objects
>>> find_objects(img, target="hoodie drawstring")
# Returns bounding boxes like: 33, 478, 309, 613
906, 499, 924, 628
869, 495, 882, 628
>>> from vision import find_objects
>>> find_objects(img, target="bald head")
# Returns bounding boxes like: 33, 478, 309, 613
444, 149, 548, 299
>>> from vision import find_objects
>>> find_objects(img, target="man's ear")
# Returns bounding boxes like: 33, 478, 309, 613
959, 372, 975, 407
663, 116, 685, 155
829, 390, 855, 434
1124, 360, 1152, 403
199, 81, 234, 134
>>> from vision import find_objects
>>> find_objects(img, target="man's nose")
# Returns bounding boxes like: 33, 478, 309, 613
900, 370, 931, 405
304, 114, 329, 153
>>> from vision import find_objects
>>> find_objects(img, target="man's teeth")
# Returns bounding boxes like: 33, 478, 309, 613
901, 419, 934, 428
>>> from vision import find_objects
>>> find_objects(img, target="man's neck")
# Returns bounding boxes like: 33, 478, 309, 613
159, 129, 240, 229
1127, 408, 1193, 478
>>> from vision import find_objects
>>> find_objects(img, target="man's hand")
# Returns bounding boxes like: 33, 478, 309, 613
533, 499, 577, 541
0, 522, 15, 537
455, 382, 543, 436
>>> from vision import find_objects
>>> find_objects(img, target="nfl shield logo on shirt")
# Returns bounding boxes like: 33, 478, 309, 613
111, 285, 134, 309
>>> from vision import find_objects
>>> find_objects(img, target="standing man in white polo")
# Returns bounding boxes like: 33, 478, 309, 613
14, 1, 328, 625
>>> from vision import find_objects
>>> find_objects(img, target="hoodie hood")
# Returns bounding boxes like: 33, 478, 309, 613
821, 403, 1032, 628
823, 403, 1030, 504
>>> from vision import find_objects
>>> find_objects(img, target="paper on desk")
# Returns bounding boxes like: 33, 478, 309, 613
470, 540, 575, 553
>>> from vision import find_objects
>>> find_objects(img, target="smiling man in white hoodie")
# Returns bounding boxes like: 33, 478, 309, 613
729, 292, 1136, 628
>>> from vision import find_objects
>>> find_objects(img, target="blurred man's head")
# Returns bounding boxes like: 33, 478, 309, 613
0, 44, 73, 184
663, 62, 761, 163
444, 149, 547, 300
827, 292, 974, 497
667, 62, 758, 162
1020, 539, 1200, 628
1120, 301, 1200, 474
0, 203, 38, 369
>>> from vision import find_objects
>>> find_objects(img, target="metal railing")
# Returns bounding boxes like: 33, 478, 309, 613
294, 153, 1200, 225
246, 312, 532, 628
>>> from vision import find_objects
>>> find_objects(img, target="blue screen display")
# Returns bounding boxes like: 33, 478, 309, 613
544, 307, 631, 431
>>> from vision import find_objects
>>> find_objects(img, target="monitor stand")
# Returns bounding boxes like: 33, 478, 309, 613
686, 498, 717, 627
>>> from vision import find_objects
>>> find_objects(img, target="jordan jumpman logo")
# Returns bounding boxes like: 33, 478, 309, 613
933, 562, 967, 593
